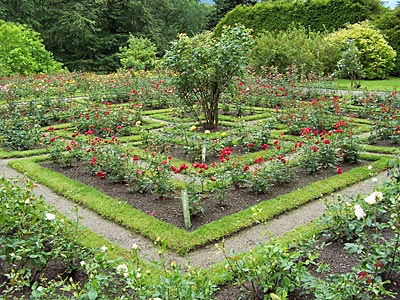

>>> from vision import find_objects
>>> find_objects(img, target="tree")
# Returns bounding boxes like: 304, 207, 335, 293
0, 20, 62, 76
207, 0, 257, 29
336, 39, 364, 87
117, 35, 158, 71
373, 5, 400, 75
163, 25, 254, 130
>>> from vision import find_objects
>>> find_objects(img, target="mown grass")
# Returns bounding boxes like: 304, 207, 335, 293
333, 77, 400, 91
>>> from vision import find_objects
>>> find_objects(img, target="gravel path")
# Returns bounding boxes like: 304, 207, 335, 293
0, 158, 389, 268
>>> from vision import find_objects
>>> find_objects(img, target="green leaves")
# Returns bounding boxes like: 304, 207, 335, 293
163, 25, 254, 129
117, 35, 158, 71
0, 20, 62, 76
327, 21, 396, 79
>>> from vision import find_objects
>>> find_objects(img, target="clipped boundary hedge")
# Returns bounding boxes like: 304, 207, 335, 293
215, 0, 383, 36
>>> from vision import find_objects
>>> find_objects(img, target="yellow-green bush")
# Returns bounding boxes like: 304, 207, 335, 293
326, 21, 396, 79
0, 20, 63, 76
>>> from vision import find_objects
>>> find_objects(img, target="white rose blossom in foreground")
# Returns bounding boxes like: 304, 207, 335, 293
364, 191, 383, 205
45, 212, 56, 220
354, 204, 366, 220
116, 263, 129, 277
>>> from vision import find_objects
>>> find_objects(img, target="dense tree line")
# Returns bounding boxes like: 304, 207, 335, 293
0, 0, 212, 72
1, 0, 399, 75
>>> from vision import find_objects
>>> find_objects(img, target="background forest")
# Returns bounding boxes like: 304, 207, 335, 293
0, 0, 399, 75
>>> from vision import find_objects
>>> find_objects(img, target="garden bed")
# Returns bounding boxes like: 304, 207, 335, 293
43, 160, 367, 230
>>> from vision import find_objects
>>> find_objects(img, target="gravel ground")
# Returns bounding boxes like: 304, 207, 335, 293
0, 158, 389, 268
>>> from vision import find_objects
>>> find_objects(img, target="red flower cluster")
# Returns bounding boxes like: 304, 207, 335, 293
170, 163, 188, 174
96, 171, 106, 179
193, 162, 209, 173
337, 166, 343, 174
219, 147, 232, 162
254, 157, 263, 164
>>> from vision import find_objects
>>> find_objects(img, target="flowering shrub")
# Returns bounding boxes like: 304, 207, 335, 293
249, 154, 294, 194
278, 96, 343, 135
86, 71, 135, 103
144, 151, 176, 200
71, 102, 143, 137
0, 115, 42, 150
42, 128, 82, 168
368, 92, 400, 144
298, 121, 360, 174
317, 163, 400, 298
86, 137, 130, 182
225, 66, 301, 109
219, 241, 313, 299
0, 177, 89, 298
0, 177, 217, 299
119, 71, 177, 109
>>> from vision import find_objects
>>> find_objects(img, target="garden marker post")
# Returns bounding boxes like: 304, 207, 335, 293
201, 145, 207, 163
181, 189, 191, 229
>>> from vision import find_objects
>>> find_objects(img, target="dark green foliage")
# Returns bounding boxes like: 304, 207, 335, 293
0, 0, 210, 72
373, 6, 400, 76
215, 0, 385, 36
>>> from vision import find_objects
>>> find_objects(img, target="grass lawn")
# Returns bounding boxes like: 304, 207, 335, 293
332, 76, 400, 91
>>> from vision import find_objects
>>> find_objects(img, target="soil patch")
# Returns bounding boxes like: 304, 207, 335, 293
42, 161, 366, 231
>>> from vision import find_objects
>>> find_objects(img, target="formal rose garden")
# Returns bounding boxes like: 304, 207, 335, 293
1, 68, 400, 299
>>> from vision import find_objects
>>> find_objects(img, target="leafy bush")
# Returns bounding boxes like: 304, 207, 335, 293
373, 7, 400, 76
0, 116, 42, 150
0, 20, 63, 76
117, 34, 158, 71
163, 25, 254, 129
0, 177, 217, 299
326, 21, 396, 79
250, 25, 340, 76
0, 177, 88, 298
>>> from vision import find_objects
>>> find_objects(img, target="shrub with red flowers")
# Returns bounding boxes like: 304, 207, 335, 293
367, 92, 400, 144
183, 161, 213, 215
278, 96, 343, 135
85, 136, 130, 182
42, 127, 82, 167
228, 157, 252, 189
71, 102, 143, 137
144, 151, 176, 200
249, 154, 295, 194
225, 67, 300, 110
298, 122, 360, 174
